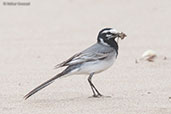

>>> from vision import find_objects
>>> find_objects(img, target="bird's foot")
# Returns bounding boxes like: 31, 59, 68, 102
89, 94, 103, 98
89, 94, 111, 98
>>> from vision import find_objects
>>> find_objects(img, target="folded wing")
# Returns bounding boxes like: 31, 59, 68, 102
54, 52, 108, 69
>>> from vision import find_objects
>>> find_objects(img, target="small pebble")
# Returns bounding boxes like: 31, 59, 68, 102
136, 50, 157, 63
141, 50, 157, 62
147, 92, 151, 94
163, 56, 167, 60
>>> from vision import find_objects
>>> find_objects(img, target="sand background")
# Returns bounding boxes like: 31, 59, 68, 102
0, 0, 171, 113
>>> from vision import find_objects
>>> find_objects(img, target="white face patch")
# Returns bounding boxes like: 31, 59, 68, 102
109, 29, 118, 34
106, 34, 113, 39
102, 29, 118, 34
99, 38, 110, 46
115, 37, 119, 43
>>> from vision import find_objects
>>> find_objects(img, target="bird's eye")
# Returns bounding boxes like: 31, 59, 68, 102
106, 32, 111, 34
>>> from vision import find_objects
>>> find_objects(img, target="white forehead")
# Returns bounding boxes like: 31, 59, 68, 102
102, 29, 118, 34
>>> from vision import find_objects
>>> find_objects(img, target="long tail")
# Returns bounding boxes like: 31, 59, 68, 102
24, 72, 64, 100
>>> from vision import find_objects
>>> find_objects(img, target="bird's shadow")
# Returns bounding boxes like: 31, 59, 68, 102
24, 95, 112, 107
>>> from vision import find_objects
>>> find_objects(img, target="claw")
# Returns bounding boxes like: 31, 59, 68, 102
89, 94, 103, 98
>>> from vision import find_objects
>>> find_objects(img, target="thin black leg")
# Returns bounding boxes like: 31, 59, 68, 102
88, 73, 96, 96
88, 73, 102, 97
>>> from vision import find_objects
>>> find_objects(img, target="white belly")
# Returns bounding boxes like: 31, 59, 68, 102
77, 55, 116, 74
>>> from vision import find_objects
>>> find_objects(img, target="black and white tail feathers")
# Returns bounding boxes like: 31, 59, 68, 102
24, 73, 63, 100
24, 66, 75, 100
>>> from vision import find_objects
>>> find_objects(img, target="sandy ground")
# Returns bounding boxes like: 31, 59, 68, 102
0, 0, 171, 114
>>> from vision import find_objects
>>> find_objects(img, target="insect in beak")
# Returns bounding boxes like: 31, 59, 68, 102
118, 32, 127, 40
116, 32, 127, 43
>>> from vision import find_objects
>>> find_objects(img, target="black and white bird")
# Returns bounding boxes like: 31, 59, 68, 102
24, 28, 126, 99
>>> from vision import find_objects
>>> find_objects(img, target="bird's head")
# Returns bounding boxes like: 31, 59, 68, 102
97, 28, 126, 47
